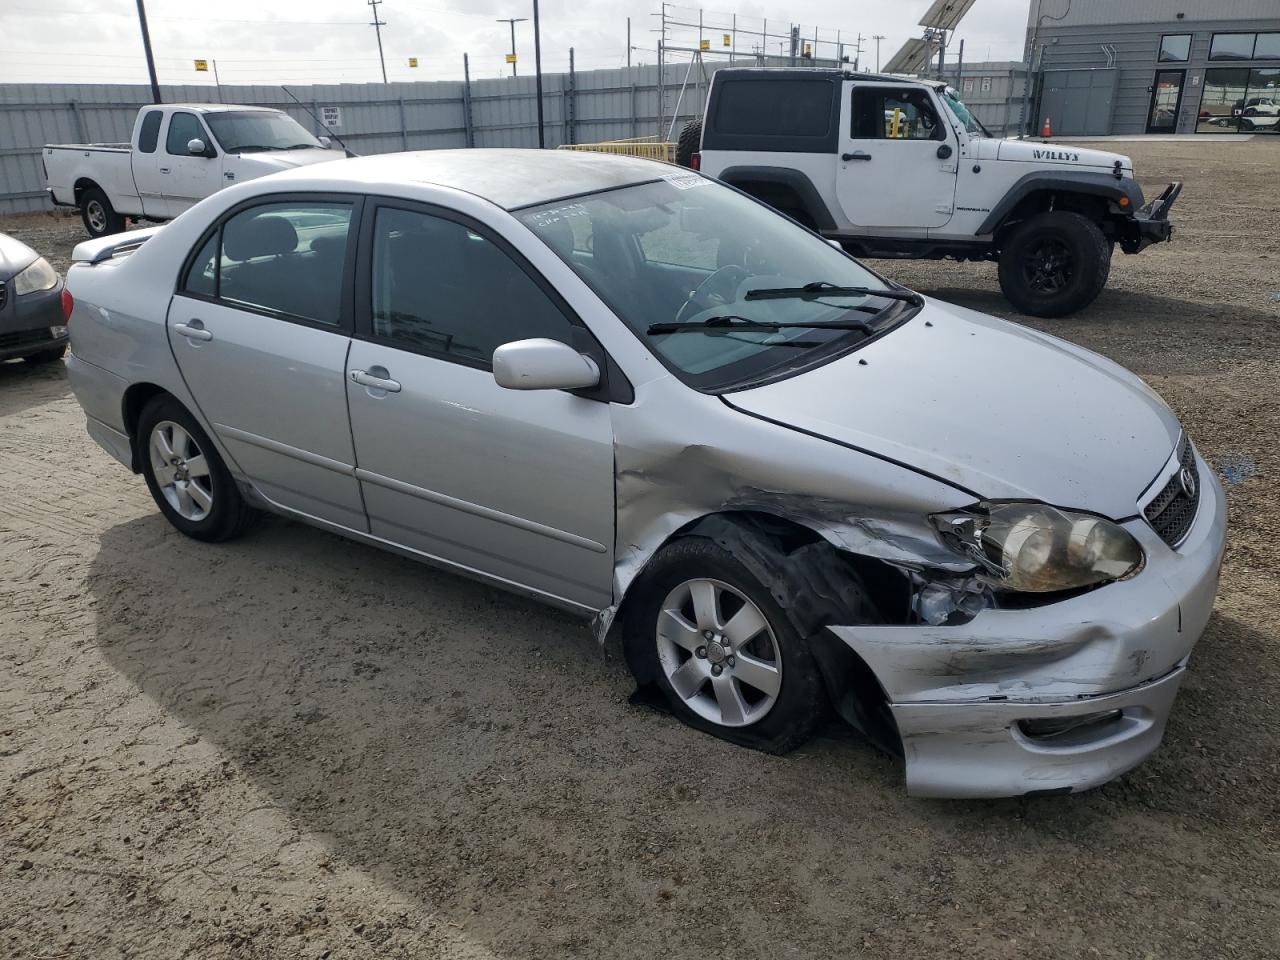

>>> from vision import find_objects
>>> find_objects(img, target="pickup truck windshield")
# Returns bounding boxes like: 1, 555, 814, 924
517, 177, 913, 391
205, 111, 322, 153
941, 89, 990, 137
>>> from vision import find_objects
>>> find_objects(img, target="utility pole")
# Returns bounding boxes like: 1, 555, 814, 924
853, 32, 863, 71
872, 34, 885, 72
368, 0, 388, 84
532, 0, 545, 147
134, 0, 161, 104
496, 17, 526, 77
627, 17, 631, 68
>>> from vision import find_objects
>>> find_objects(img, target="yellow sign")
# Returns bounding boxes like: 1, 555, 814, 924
802, 44, 812, 58
505, 53, 518, 63
408, 57, 418, 67
722, 34, 731, 46
193, 59, 208, 72
699, 39, 710, 51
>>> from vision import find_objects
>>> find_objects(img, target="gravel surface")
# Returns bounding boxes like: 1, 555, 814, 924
2, 138, 1278, 959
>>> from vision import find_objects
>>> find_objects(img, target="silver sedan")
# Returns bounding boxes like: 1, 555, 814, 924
63, 149, 1225, 798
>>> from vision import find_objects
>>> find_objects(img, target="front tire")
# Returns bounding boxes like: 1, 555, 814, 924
997, 211, 1111, 318
79, 187, 125, 238
623, 536, 827, 754
137, 395, 258, 542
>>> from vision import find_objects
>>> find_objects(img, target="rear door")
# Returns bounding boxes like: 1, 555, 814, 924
167, 195, 365, 529
836, 83, 959, 230
130, 108, 168, 217
344, 199, 616, 610
162, 111, 220, 216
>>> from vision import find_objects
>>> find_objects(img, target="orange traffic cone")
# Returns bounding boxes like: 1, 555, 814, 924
1041, 116, 1052, 139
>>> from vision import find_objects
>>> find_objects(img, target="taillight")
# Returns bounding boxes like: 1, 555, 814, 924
61, 287, 74, 323
690, 152, 701, 171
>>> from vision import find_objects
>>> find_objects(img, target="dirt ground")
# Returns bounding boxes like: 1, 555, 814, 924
2, 138, 1278, 960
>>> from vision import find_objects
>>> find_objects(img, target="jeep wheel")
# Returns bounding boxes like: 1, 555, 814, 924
676, 118, 702, 168
997, 211, 1111, 318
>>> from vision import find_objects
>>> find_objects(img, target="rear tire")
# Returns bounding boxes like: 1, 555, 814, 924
675, 118, 702, 168
79, 187, 125, 239
23, 344, 67, 364
997, 210, 1111, 318
137, 394, 258, 542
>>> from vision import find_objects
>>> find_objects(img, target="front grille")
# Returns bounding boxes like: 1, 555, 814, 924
0, 329, 49, 351
0, 280, 7, 310
1144, 438, 1201, 548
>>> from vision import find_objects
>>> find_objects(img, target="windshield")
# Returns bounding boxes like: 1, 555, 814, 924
516, 177, 914, 391
941, 88, 990, 137
204, 111, 321, 153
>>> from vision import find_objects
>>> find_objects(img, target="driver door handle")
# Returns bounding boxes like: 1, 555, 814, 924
842, 151, 872, 161
350, 368, 402, 393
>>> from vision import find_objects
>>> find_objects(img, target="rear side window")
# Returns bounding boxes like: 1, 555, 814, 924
137, 110, 163, 153
180, 202, 353, 326
369, 206, 575, 367
714, 79, 834, 137
167, 112, 212, 156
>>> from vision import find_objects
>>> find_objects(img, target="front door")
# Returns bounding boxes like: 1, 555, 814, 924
162, 111, 220, 217
167, 197, 365, 530
837, 82, 959, 230
1146, 70, 1185, 134
345, 200, 616, 610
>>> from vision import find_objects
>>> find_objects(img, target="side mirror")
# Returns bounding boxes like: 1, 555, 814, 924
318, 136, 332, 148
492, 338, 600, 391
187, 138, 207, 156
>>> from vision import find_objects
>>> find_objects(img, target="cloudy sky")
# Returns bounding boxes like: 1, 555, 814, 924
0, 0, 1032, 87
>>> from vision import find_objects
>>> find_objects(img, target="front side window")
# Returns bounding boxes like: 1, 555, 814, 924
137, 110, 163, 153
852, 87, 944, 140
181, 202, 353, 326
369, 206, 576, 366
166, 112, 213, 156
1159, 34, 1192, 63
1210, 33, 1256, 61
517, 178, 910, 392
204, 111, 321, 154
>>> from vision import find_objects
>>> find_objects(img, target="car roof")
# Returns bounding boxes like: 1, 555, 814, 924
163, 103, 280, 114
710, 67, 945, 89
268, 148, 672, 211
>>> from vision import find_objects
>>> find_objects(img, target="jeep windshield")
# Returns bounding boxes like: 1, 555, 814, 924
942, 88, 991, 137
516, 177, 916, 391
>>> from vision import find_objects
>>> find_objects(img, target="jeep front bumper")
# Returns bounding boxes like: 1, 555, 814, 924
1124, 180, 1182, 252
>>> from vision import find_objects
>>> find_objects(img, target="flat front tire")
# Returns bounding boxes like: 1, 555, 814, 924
624, 536, 827, 754
137, 395, 258, 542
997, 211, 1111, 318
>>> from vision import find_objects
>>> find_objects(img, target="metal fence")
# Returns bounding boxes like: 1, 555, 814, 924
0, 57, 1023, 215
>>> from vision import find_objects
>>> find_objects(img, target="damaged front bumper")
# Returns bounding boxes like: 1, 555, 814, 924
829, 448, 1226, 799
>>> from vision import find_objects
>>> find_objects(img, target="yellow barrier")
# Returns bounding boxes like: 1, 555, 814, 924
557, 137, 677, 163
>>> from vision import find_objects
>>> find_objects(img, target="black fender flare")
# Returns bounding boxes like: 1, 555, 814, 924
715, 165, 838, 232
976, 171, 1145, 237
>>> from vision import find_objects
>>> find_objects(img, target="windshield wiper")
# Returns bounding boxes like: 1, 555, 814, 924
282, 143, 320, 150
228, 144, 274, 153
745, 281, 923, 305
647, 314, 876, 336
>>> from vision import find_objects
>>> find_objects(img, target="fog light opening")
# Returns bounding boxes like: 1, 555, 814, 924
1018, 709, 1124, 741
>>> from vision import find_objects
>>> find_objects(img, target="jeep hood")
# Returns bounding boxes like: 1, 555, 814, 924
995, 138, 1132, 173
723, 299, 1179, 519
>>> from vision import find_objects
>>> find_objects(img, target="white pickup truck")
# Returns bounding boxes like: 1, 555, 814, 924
45, 103, 344, 238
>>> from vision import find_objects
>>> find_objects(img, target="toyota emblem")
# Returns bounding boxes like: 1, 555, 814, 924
1178, 466, 1197, 499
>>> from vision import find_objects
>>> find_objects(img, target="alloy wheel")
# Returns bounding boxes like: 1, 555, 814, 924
149, 420, 213, 521
655, 577, 782, 727
86, 200, 107, 234
1021, 237, 1075, 294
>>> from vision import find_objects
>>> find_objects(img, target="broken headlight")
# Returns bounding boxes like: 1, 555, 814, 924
930, 502, 1144, 593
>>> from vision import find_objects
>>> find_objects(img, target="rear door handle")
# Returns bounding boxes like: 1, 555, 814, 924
350, 368, 402, 393
174, 320, 213, 342
160, 167, 171, 174
842, 151, 872, 161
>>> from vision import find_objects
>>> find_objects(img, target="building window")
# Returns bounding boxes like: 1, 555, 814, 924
1158, 34, 1192, 63
1210, 33, 1256, 61
981, 76, 992, 93
1197, 67, 1280, 135
1256, 33, 1280, 60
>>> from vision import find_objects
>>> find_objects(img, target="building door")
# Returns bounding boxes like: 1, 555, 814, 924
1146, 70, 1185, 134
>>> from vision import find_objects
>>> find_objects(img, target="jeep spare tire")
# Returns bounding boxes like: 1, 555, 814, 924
997, 211, 1111, 318
676, 119, 702, 168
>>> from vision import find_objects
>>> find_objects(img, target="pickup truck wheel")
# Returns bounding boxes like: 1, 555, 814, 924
80, 187, 125, 238
997, 211, 1110, 318
675, 119, 702, 168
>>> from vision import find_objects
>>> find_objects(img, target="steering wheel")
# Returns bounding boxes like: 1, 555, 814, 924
674, 264, 750, 324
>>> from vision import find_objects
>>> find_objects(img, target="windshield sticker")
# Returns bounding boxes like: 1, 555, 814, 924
527, 202, 591, 228
662, 171, 711, 190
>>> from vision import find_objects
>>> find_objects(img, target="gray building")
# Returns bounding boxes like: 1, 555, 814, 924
1025, 0, 1280, 135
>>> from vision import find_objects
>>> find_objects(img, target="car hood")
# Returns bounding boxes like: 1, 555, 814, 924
995, 138, 1132, 173
723, 299, 1180, 519
231, 148, 343, 171
0, 232, 38, 277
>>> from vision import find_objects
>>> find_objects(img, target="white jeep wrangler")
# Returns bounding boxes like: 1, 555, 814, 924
683, 69, 1181, 317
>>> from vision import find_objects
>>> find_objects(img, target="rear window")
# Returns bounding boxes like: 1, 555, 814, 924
713, 79, 834, 137
137, 110, 162, 153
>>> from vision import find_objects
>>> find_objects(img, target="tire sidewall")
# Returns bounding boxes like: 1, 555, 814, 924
80, 189, 122, 238
624, 537, 826, 750
137, 396, 244, 542
998, 211, 1109, 318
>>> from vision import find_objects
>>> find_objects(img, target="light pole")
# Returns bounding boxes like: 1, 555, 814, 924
496, 17, 526, 77
872, 34, 885, 72
532, 0, 545, 147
